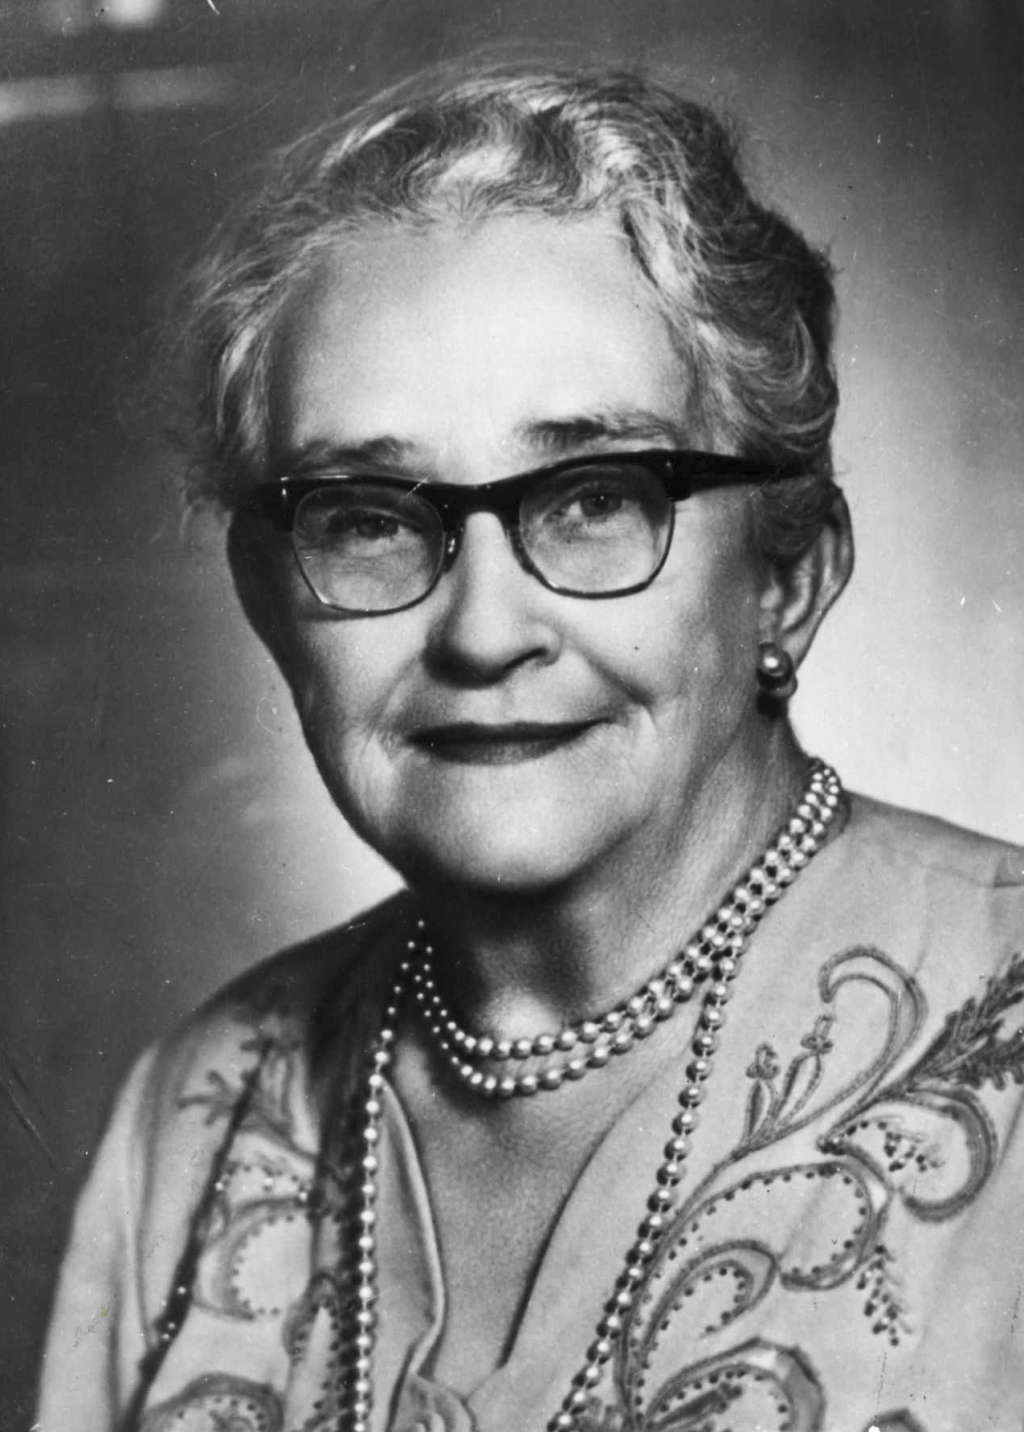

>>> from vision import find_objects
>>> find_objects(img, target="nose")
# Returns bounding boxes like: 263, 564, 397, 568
425, 512, 562, 681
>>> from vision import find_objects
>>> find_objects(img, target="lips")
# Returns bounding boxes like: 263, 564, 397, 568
408, 720, 598, 766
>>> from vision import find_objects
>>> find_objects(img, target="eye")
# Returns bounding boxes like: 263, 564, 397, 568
538, 467, 645, 533
330, 508, 406, 541
565, 484, 627, 521
295, 484, 435, 551
519, 460, 671, 594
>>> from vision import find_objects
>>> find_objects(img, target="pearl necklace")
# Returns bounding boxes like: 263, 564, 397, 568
345, 760, 842, 1432
410, 760, 841, 1097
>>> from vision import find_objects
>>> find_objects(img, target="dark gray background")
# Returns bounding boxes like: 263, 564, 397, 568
3, 0, 1022, 1424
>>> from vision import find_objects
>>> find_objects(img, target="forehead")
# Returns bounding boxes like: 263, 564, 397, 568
269, 214, 694, 471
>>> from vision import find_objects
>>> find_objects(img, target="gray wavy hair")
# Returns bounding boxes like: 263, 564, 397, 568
180, 62, 841, 562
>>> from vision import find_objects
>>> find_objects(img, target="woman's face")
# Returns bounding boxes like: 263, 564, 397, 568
257, 213, 773, 893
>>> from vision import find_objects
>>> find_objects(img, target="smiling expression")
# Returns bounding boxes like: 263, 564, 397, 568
254, 214, 773, 894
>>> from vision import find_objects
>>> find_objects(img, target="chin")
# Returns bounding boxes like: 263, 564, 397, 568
323, 754, 640, 897
386, 815, 607, 898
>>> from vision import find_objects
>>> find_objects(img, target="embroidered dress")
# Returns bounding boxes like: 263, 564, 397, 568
38, 796, 1024, 1432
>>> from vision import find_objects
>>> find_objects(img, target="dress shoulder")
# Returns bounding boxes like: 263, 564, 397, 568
149, 888, 412, 1100
130, 893, 411, 1342
845, 791, 1024, 890
38, 893, 412, 1431
779, 792, 1024, 999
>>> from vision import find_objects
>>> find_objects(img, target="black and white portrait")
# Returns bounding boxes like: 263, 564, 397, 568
4, 3, 1023, 1429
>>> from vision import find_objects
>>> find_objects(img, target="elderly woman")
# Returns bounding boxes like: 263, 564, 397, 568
39, 63, 1024, 1432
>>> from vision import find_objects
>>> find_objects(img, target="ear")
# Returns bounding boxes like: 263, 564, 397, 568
756, 488, 855, 667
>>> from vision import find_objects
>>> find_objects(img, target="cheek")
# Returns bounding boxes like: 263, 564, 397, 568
594, 551, 762, 718
289, 627, 391, 736
279, 625, 416, 840
252, 547, 387, 730
263, 579, 412, 768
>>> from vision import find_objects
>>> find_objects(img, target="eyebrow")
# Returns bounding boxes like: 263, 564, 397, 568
274, 407, 688, 478
276, 435, 422, 477
514, 408, 687, 455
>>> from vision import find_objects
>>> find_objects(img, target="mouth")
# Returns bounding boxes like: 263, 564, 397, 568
408, 720, 599, 766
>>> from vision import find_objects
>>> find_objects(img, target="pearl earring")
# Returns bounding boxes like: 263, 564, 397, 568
757, 640, 797, 701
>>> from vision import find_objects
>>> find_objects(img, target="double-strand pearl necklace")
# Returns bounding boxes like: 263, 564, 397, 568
408, 762, 840, 1098
345, 760, 842, 1432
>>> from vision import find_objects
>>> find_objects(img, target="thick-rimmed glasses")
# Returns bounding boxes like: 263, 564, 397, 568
253, 448, 804, 616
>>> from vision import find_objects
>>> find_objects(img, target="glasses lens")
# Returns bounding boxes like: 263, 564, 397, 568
293, 482, 443, 612
520, 459, 672, 594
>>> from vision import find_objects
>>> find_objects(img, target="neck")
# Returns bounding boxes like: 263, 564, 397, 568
413, 722, 811, 1038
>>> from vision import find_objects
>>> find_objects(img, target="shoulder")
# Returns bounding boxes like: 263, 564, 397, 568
844, 792, 1024, 891
801, 792, 1024, 997
91, 892, 414, 1334
202, 887, 412, 1037
137, 889, 413, 1138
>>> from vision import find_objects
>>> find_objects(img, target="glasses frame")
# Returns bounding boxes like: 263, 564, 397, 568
252, 447, 805, 615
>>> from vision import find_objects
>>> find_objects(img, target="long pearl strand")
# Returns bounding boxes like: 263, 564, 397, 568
346, 760, 842, 1432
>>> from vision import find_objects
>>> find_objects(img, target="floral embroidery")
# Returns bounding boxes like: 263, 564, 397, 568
138, 992, 357, 1431
577, 1339, 824, 1432
137, 948, 1024, 1432
177, 1023, 323, 1324
581, 947, 1024, 1431
861, 1412, 926, 1432
281, 1271, 351, 1432
742, 1013, 836, 1149
853, 1243, 911, 1342
139, 1373, 283, 1431
900, 956, 1024, 1091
